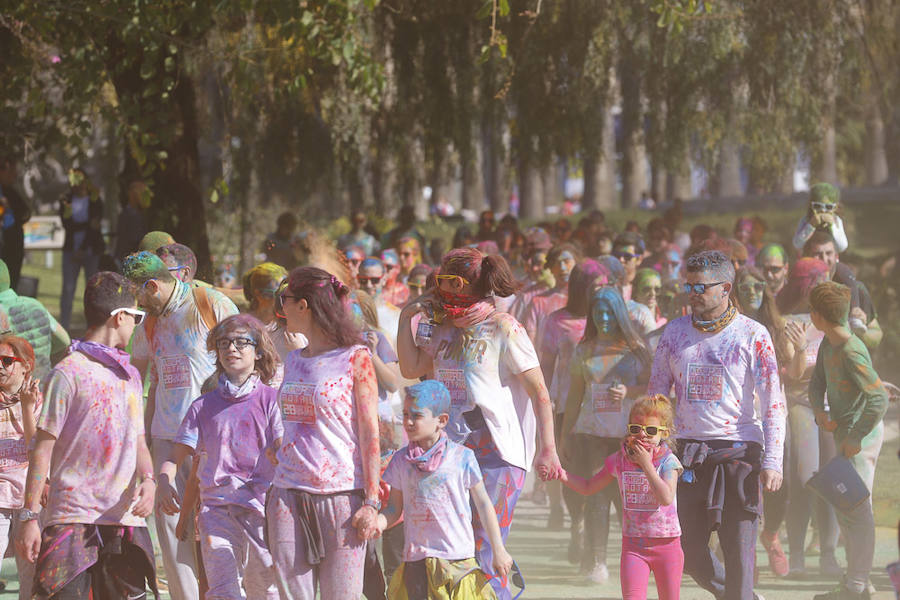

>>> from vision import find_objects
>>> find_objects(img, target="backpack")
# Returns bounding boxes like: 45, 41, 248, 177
143, 286, 217, 346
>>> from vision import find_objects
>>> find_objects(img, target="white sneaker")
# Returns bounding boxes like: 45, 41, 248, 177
586, 562, 609, 584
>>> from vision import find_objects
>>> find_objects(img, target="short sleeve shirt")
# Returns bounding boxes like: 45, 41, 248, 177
0, 395, 43, 509
38, 351, 145, 527
605, 447, 682, 538
383, 441, 482, 561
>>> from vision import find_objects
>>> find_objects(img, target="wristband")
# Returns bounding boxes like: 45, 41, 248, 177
141, 472, 156, 484
363, 497, 381, 511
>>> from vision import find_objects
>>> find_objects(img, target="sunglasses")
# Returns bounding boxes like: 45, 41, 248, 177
811, 202, 836, 213
436, 273, 470, 286
738, 282, 766, 294
110, 307, 147, 325
280, 293, 300, 304
628, 423, 668, 436
683, 281, 727, 295
762, 265, 785, 275
357, 276, 382, 285
167, 265, 188, 273
0, 355, 23, 368
215, 337, 257, 351
614, 251, 640, 261
638, 286, 661, 295
408, 282, 425, 290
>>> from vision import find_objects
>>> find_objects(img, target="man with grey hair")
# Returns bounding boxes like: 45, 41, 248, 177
648, 250, 786, 600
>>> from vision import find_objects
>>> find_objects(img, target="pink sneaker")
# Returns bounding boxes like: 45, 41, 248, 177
760, 530, 789, 577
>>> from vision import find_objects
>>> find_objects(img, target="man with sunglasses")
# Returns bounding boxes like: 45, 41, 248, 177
757, 244, 789, 295
648, 250, 786, 600
17, 272, 157, 598
357, 257, 401, 344
0, 259, 70, 380
123, 252, 238, 600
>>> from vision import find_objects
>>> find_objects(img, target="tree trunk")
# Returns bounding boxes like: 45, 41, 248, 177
461, 133, 485, 213
541, 161, 559, 214
619, 56, 647, 209
666, 169, 692, 202
518, 152, 544, 220
814, 123, 839, 185
864, 101, 889, 185
716, 134, 743, 197
484, 116, 511, 214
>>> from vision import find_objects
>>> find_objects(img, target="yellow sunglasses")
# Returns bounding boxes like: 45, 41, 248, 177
435, 274, 470, 286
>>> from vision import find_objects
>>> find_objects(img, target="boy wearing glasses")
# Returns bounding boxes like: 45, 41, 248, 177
648, 250, 785, 600
612, 232, 646, 301
16, 272, 157, 598
123, 252, 238, 600
792, 182, 848, 253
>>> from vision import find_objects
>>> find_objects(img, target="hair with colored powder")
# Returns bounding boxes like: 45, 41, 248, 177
807, 182, 840, 216
242, 262, 288, 307
0, 260, 9, 293
628, 394, 676, 448
727, 239, 748, 263
0, 334, 35, 375
685, 250, 735, 284
544, 243, 582, 270
138, 231, 176, 253
802, 230, 837, 257
757, 243, 787, 264
206, 314, 279, 385
582, 286, 652, 368
351, 289, 379, 330
122, 251, 175, 284
440, 247, 518, 298
396, 236, 421, 258
359, 257, 384, 273
405, 380, 451, 417
83, 272, 138, 328
809, 281, 850, 325
157, 243, 198, 279
287, 266, 360, 348
633, 268, 661, 294
566, 259, 609, 317
613, 232, 646, 255
776, 257, 829, 315
408, 263, 433, 280
596, 255, 625, 285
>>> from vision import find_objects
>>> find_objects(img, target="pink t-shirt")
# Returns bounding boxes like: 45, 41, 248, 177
605, 447, 682, 538
39, 350, 145, 528
274, 345, 370, 493
522, 289, 567, 343
382, 440, 482, 561
0, 395, 43, 509
538, 309, 586, 414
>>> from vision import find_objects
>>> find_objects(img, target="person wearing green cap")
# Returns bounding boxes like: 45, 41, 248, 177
0, 259, 70, 380
793, 183, 848, 253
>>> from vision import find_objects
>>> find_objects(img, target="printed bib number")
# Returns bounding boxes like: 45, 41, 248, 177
0, 439, 27, 472
621, 469, 659, 511
281, 383, 317, 424
805, 336, 823, 369
160, 356, 191, 390
686, 363, 725, 403
591, 383, 619, 413
436, 369, 467, 408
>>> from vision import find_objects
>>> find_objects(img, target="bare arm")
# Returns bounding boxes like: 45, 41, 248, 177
559, 465, 615, 496
131, 434, 156, 517
156, 442, 193, 515
16, 431, 56, 563
350, 349, 381, 541
518, 367, 561, 480
376, 487, 404, 532
471, 481, 513, 578
630, 444, 677, 505
396, 295, 435, 379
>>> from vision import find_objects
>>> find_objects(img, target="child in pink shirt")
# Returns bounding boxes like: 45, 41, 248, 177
560, 395, 683, 600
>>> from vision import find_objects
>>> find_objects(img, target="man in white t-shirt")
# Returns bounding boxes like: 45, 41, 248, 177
649, 250, 785, 600
124, 252, 238, 600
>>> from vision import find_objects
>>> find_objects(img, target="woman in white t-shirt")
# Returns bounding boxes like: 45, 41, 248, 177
560, 285, 652, 583
265, 266, 381, 600
397, 248, 561, 600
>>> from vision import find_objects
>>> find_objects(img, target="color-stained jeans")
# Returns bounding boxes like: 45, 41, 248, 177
833, 422, 883, 594
265, 486, 366, 600
152, 439, 199, 600
467, 428, 526, 600
0, 508, 34, 599
786, 404, 839, 571
198, 504, 278, 599
561, 434, 622, 570
678, 444, 760, 600
620, 536, 684, 600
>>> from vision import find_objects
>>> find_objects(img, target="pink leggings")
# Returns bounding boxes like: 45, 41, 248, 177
620, 536, 684, 600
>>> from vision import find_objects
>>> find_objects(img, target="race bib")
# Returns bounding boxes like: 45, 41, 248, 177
281, 383, 317, 424
0, 439, 27, 472
805, 336, 823, 368
621, 469, 659, 511
591, 383, 619, 413
160, 355, 191, 390
436, 369, 467, 408
686, 364, 725, 403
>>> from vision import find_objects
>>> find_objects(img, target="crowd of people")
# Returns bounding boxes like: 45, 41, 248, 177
0, 176, 895, 600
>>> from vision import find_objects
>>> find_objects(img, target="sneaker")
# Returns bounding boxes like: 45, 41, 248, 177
785, 567, 808, 580
585, 562, 609, 584
820, 553, 843, 578
760, 529, 790, 577
812, 584, 870, 599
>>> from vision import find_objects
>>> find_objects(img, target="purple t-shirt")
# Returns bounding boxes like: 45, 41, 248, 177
174, 379, 283, 514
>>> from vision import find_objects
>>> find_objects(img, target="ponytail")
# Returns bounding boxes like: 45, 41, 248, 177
478, 254, 519, 298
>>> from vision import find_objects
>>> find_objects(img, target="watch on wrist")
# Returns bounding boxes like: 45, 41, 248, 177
18, 508, 40, 522
363, 497, 381, 511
